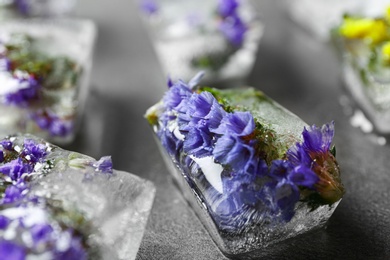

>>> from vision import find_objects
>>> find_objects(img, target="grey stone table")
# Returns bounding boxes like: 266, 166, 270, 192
68, 1, 390, 259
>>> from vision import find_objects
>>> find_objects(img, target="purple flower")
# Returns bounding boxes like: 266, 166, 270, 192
183, 91, 226, 130
1, 139, 13, 150
140, 0, 158, 15
3, 184, 26, 204
93, 156, 113, 174
219, 14, 247, 46
302, 122, 335, 154
0, 240, 25, 260
212, 111, 254, 136
163, 81, 192, 112
158, 128, 183, 157
30, 224, 53, 245
217, 0, 239, 18
0, 150, 4, 163
0, 216, 9, 229
4, 75, 41, 107
264, 179, 300, 222
269, 160, 318, 189
0, 58, 11, 71
22, 139, 47, 163
14, 0, 30, 15
213, 135, 257, 174
0, 158, 32, 181
31, 110, 73, 137
183, 122, 214, 157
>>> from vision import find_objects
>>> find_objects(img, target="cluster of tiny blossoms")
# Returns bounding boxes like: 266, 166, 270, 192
157, 74, 336, 224
140, 0, 247, 46
0, 136, 113, 259
0, 35, 73, 137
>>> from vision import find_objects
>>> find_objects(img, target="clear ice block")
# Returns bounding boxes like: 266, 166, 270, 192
146, 77, 344, 257
334, 7, 390, 133
0, 0, 76, 20
138, 0, 263, 86
286, 0, 389, 40
0, 18, 96, 144
0, 134, 155, 260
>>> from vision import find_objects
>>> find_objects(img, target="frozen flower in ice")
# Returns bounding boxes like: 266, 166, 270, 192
287, 122, 344, 204
213, 134, 257, 174
22, 139, 47, 163
0, 139, 13, 150
93, 156, 113, 174
140, 0, 159, 15
183, 123, 214, 157
2, 183, 27, 204
184, 91, 226, 130
212, 111, 254, 136
217, 0, 239, 18
219, 14, 247, 46
339, 16, 389, 44
31, 110, 73, 137
4, 74, 41, 107
14, 0, 30, 15
0, 158, 32, 181
163, 80, 192, 112
0, 240, 25, 260
0, 58, 11, 72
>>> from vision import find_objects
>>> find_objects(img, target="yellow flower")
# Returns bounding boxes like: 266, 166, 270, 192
339, 17, 389, 44
381, 41, 390, 64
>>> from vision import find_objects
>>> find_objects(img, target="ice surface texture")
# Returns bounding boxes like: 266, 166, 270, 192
0, 0, 76, 19
0, 134, 155, 260
139, 0, 263, 86
146, 76, 344, 257
0, 18, 96, 144
334, 7, 390, 133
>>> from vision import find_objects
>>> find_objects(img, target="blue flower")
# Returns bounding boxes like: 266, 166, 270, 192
182, 91, 226, 130
217, 0, 239, 18
0, 216, 9, 229
219, 14, 247, 46
0, 158, 32, 181
1, 139, 13, 150
0, 240, 25, 260
212, 111, 254, 136
31, 110, 73, 137
140, 0, 158, 15
2, 183, 27, 204
163, 80, 192, 112
213, 135, 257, 174
183, 122, 214, 157
93, 156, 113, 175
0, 58, 11, 71
4, 75, 41, 107
269, 160, 318, 189
30, 224, 53, 246
14, 0, 30, 15
22, 139, 47, 163
158, 128, 183, 157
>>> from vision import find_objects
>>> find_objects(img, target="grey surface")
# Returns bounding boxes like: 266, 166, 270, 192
68, 1, 390, 259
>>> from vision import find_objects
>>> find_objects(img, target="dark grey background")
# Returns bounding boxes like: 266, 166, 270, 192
68, 1, 390, 259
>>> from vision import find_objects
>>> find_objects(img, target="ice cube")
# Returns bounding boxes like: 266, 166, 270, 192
0, 18, 96, 144
0, 0, 76, 19
334, 6, 390, 133
138, 0, 264, 86
0, 134, 155, 260
146, 76, 344, 257
286, 0, 389, 40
